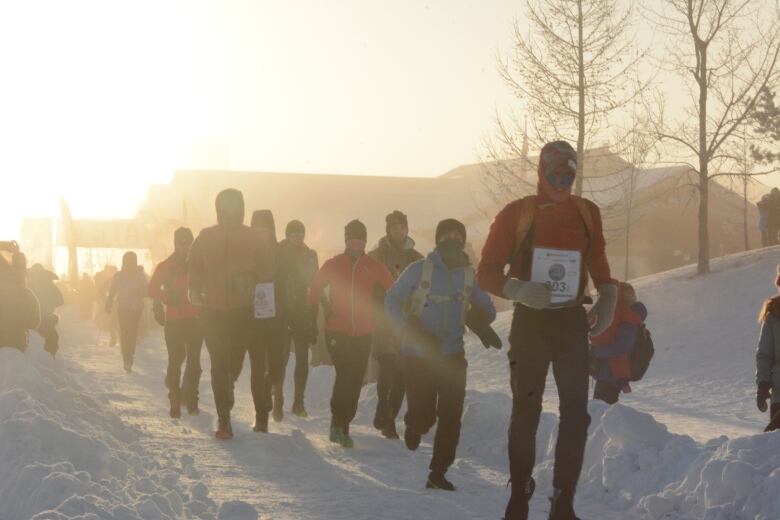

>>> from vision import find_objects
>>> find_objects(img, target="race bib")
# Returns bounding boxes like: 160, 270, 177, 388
531, 248, 581, 305
254, 282, 276, 319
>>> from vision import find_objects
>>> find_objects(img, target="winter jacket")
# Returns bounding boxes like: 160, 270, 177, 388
278, 239, 319, 332
0, 278, 40, 351
189, 224, 276, 312
108, 268, 149, 313
590, 301, 648, 391
385, 250, 496, 357
757, 298, 780, 405
308, 252, 394, 337
369, 236, 423, 357
148, 254, 200, 321
477, 191, 611, 299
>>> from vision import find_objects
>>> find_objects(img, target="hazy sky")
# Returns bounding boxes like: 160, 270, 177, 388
0, 0, 524, 237
0, 0, 776, 239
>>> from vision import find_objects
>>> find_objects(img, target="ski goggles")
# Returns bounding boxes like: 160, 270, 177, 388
545, 172, 576, 189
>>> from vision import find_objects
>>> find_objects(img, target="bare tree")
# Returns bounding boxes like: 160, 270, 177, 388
751, 86, 780, 162
490, 0, 646, 197
646, 0, 780, 274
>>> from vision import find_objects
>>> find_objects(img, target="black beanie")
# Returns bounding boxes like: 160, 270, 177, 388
385, 210, 408, 233
251, 210, 277, 241
435, 219, 466, 244
286, 219, 305, 238
174, 227, 193, 243
344, 219, 367, 242
539, 140, 577, 175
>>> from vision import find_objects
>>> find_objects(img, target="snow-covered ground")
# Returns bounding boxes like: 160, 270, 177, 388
3, 246, 780, 519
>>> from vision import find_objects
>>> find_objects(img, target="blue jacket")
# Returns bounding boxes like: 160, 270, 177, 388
385, 250, 496, 357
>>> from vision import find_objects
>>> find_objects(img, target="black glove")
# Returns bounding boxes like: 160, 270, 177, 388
464, 306, 502, 350
758, 382, 772, 413
153, 300, 166, 327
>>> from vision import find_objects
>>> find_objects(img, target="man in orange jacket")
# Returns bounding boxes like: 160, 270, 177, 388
308, 219, 394, 448
477, 141, 617, 520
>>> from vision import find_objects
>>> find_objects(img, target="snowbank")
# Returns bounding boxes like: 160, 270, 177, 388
0, 347, 257, 520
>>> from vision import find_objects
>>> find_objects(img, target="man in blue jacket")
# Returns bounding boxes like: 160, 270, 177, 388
385, 218, 496, 491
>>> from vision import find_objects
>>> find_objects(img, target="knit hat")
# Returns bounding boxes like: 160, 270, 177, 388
539, 140, 577, 176
385, 210, 408, 233
285, 219, 305, 238
174, 227, 194, 243
435, 218, 466, 243
251, 210, 277, 241
344, 219, 367, 242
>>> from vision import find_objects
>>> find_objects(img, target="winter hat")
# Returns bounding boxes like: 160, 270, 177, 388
344, 219, 367, 242
174, 227, 193, 243
121, 251, 138, 270
435, 218, 466, 244
251, 210, 277, 241
215, 189, 245, 226
539, 140, 577, 176
385, 210, 408, 233
285, 219, 306, 238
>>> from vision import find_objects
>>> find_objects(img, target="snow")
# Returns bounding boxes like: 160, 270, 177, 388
2, 246, 780, 519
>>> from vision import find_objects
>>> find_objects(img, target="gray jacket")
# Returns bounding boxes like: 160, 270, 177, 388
756, 312, 780, 404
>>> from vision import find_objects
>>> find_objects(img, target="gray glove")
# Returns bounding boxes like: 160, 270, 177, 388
502, 278, 552, 310
588, 283, 618, 336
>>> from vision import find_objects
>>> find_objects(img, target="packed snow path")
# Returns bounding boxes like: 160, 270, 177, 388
4, 246, 780, 519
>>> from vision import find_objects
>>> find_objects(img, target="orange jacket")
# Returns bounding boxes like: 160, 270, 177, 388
189, 224, 276, 311
148, 254, 200, 321
477, 193, 611, 299
308, 253, 394, 337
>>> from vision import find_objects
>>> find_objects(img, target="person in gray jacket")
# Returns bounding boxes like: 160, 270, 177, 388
757, 264, 780, 431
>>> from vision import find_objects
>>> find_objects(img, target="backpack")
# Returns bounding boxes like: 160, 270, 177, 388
511, 195, 595, 260
629, 324, 654, 382
408, 256, 474, 325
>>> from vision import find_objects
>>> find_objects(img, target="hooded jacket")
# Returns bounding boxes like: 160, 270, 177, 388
385, 250, 496, 357
757, 297, 780, 405
189, 191, 276, 311
148, 253, 200, 321
278, 238, 319, 331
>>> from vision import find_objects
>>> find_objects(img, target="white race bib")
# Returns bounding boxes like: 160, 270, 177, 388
254, 282, 276, 319
531, 248, 581, 305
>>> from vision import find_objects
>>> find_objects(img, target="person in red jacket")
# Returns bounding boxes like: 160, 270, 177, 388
148, 227, 202, 418
477, 140, 617, 520
308, 219, 394, 448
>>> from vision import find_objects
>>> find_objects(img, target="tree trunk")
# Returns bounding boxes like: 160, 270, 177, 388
575, 0, 586, 197
624, 166, 635, 280
743, 174, 749, 252
697, 41, 710, 275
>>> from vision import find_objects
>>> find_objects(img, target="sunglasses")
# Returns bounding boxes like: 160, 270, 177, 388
546, 173, 575, 188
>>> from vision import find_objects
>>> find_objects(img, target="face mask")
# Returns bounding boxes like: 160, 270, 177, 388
437, 239, 465, 260
346, 239, 366, 258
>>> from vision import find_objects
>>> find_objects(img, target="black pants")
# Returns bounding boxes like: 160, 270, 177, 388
248, 317, 285, 417
118, 308, 142, 367
508, 305, 591, 497
282, 328, 311, 402
404, 352, 467, 474
593, 380, 620, 405
202, 307, 253, 426
766, 403, 780, 432
376, 353, 406, 421
164, 318, 203, 407
327, 333, 372, 428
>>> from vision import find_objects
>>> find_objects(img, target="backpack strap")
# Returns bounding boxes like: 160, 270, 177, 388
409, 257, 435, 318
460, 266, 474, 324
511, 196, 538, 263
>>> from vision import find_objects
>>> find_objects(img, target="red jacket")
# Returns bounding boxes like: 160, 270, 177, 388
477, 193, 612, 299
148, 254, 200, 321
308, 253, 394, 337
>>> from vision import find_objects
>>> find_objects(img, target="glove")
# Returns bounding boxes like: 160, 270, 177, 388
465, 306, 502, 350
758, 382, 772, 413
153, 300, 166, 327
406, 316, 440, 354
588, 283, 618, 336
188, 289, 204, 306
502, 278, 552, 309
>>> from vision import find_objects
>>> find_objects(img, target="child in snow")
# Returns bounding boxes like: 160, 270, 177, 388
756, 264, 780, 431
589, 282, 648, 404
